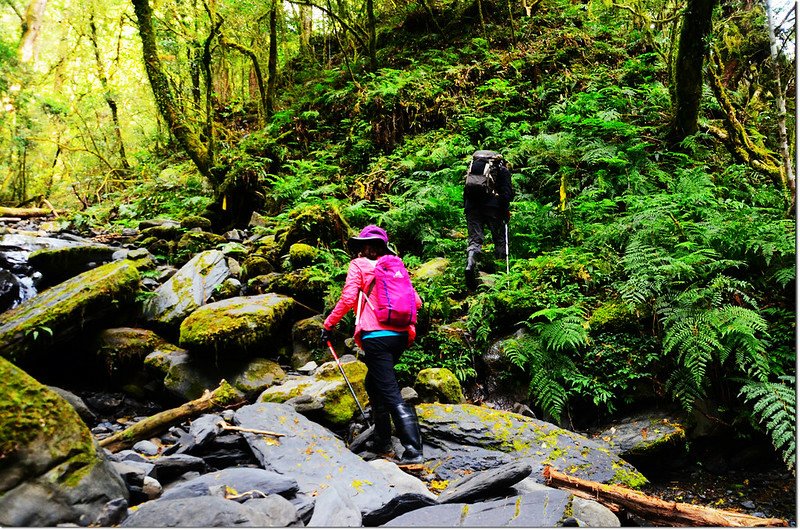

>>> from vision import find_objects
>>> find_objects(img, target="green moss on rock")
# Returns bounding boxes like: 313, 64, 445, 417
288, 243, 318, 269
414, 367, 465, 404
180, 216, 213, 230
179, 294, 295, 356
0, 356, 99, 489
0, 260, 141, 363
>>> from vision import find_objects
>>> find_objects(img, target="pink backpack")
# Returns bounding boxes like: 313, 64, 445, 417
362, 255, 418, 327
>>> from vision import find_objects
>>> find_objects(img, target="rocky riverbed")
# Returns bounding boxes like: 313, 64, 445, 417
0, 218, 794, 527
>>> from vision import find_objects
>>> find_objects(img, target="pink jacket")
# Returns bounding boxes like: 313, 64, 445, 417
324, 257, 422, 347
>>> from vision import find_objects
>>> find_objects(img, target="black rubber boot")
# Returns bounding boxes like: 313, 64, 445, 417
465, 250, 480, 291
390, 402, 423, 464
365, 404, 392, 454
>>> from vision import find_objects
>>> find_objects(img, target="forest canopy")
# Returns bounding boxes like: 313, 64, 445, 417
0, 0, 796, 471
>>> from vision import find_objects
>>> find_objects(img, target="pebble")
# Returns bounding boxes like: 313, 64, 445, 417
133, 440, 159, 456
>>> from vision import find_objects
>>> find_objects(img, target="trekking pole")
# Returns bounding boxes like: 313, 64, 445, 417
326, 341, 371, 427
504, 221, 510, 274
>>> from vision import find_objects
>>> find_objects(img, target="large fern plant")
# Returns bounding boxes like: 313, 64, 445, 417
504, 306, 588, 423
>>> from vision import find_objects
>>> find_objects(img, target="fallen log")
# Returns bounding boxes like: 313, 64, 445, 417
0, 206, 59, 218
98, 380, 244, 453
543, 466, 787, 527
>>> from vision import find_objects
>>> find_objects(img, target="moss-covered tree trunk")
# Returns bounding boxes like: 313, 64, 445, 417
223, 40, 268, 125
130, 0, 215, 183
670, 0, 717, 141
366, 0, 377, 71
267, 0, 278, 116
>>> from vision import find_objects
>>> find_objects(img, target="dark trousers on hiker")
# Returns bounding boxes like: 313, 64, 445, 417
361, 334, 407, 409
466, 207, 507, 259
361, 333, 423, 463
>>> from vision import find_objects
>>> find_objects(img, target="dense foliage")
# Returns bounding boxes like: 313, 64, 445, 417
0, 0, 795, 470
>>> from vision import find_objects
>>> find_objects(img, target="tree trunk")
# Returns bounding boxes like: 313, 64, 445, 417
98, 381, 244, 453
267, 0, 278, 116
0, 206, 57, 218
763, 0, 795, 206
543, 467, 788, 527
300, 4, 313, 58
130, 0, 214, 183
89, 13, 130, 172
19, 0, 47, 63
222, 39, 268, 125
366, 0, 377, 71
670, 0, 717, 141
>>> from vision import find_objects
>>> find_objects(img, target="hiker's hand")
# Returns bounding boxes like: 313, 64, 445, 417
320, 327, 334, 346
505, 210, 511, 222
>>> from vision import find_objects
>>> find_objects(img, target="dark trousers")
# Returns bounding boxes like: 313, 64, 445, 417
361, 333, 408, 409
466, 208, 507, 259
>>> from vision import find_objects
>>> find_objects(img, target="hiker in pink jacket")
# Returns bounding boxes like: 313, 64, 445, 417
321, 225, 424, 464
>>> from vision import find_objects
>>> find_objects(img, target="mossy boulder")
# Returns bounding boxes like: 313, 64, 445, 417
138, 223, 183, 241
180, 215, 213, 230
142, 250, 232, 330
290, 315, 331, 369
250, 234, 282, 263
412, 257, 450, 281
258, 359, 368, 426
28, 244, 116, 287
231, 358, 287, 398
276, 204, 349, 254
93, 327, 173, 381
288, 243, 318, 269
0, 356, 128, 526
0, 260, 141, 365
247, 268, 328, 308
241, 255, 274, 280
177, 231, 227, 256
592, 412, 688, 472
417, 403, 647, 488
414, 367, 465, 404
179, 294, 295, 358
144, 345, 221, 401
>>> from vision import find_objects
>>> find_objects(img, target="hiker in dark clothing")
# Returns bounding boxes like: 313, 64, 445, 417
321, 225, 424, 464
464, 153, 515, 289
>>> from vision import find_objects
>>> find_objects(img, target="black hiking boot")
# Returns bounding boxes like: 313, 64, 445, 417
390, 402, 423, 464
365, 406, 393, 454
465, 250, 480, 291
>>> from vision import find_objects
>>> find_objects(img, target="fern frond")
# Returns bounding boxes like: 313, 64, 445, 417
666, 367, 704, 411
739, 377, 796, 473
529, 367, 568, 423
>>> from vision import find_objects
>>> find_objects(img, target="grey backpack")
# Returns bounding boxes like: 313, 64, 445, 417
464, 150, 502, 197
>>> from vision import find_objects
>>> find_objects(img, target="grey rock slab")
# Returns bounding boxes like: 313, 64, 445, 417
160, 467, 298, 501
437, 461, 533, 504
368, 459, 437, 498
142, 249, 231, 328
120, 496, 272, 527
306, 485, 362, 527
362, 493, 438, 527
235, 402, 398, 514
149, 453, 207, 484
243, 494, 303, 527
383, 490, 572, 527
188, 413, 225, 446
418, 403, 646, 487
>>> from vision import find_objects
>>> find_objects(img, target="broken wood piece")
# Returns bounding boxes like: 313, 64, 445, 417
0, 206, 59, 218
543, 466, 787, 527
98, 380, 242, 453
218, 421, 285, 438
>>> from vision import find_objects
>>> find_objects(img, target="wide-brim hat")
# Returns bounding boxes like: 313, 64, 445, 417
347, 225, 396, 255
